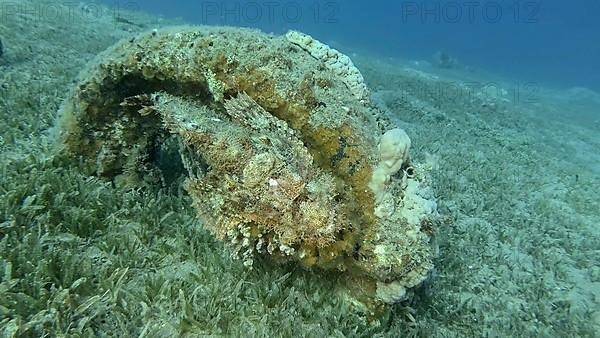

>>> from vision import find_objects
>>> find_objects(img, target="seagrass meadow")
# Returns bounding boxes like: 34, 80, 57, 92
1, 1, 599, 337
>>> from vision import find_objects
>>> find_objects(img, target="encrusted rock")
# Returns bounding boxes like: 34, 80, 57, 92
56, 25, 439, 311
285, 30, 370, 103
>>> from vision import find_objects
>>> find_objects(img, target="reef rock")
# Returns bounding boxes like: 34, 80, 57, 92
56, 26, 438, 309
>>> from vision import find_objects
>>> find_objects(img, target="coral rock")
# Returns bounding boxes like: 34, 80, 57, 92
56, 26, 439, 309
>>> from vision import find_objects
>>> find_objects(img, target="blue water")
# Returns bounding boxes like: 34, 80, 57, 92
102, 0, 600, 91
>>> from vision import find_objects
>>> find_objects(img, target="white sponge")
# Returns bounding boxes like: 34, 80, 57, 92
369, 128, 411, 201
379, 128, 411, 174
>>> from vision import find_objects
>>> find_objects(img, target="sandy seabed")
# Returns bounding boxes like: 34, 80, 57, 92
0, 1, 598, 336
